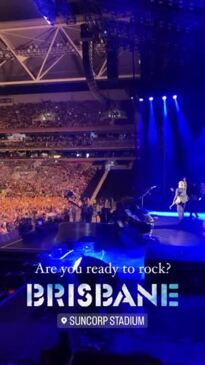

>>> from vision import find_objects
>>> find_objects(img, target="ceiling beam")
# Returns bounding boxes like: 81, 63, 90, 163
0, 33, 35, 80
37, 27, 59, 80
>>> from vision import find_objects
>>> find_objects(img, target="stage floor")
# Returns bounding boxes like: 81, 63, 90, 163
0, 216, 204, 262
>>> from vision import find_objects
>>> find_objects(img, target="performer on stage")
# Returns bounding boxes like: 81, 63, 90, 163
170, 180, 188, 221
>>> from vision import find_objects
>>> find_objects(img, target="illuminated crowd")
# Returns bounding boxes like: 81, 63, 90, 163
0, 160, 96, 232
0, 100, 133, 234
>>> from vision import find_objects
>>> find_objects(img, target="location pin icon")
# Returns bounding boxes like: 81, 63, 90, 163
61, 317, 67, 325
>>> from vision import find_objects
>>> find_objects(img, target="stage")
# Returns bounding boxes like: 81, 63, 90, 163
0, 216, 205, 365
0, 216, 204, 261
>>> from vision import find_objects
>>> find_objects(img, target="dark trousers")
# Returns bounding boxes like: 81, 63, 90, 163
189, 199, 199, 218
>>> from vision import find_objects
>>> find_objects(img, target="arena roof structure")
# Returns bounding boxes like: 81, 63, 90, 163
0, 18, 140, 86
0, 0, 140, 87
0, 0, 205, 91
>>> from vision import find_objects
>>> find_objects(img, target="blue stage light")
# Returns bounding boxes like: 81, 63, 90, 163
33, 0, 72, 24
162, 96, 167, 101
139, 98, 144, 102
172, 95, 177, 100
149, 97, 154, 101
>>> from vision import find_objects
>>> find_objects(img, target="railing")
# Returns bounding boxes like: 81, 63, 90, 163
91, 170, 109, 202
0, 139, 136, 151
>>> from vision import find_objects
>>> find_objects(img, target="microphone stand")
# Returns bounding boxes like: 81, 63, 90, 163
138, 187, 155, 209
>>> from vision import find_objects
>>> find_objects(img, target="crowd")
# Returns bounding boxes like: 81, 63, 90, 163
0, 100, 126, 129
0, 132, 135, 149
0, 196, 117, 234
0, 160, 96, 231
0, 100, 134, 233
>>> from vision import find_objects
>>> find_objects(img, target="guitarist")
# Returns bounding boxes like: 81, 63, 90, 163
169, 180, 188, 221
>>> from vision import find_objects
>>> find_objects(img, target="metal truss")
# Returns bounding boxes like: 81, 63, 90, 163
0, 19, 140, 86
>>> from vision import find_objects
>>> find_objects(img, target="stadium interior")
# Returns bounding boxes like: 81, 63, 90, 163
0, 1, 205, 365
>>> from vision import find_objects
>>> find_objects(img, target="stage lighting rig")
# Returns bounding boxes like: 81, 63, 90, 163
0, 50, 14, 61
